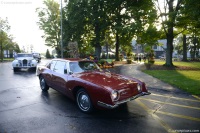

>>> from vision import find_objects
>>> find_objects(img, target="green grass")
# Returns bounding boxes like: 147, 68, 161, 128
154, 60, 200, 69
0, 58, 14, 62
143, 60, 200, 95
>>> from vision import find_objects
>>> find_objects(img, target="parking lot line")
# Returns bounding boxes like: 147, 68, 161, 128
150, 93, 200, 102
156, 110, 200, 122
139, 98, 200, 110
192, 95, 200, 100
136, 99, 172, 133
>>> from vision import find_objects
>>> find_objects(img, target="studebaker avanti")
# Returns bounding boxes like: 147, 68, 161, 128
36, 58, 150, 113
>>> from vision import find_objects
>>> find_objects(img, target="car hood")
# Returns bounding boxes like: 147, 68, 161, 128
15, 57, 34, 60
74, 71, 140, 91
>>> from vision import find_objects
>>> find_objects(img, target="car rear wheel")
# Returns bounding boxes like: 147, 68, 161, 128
40, 76, 49, 91
76, 89, 93, 113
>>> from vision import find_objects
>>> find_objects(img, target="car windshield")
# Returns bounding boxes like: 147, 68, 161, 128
17, 54, 33, 57
69, 61, 102, 73
32, 53, 40, 56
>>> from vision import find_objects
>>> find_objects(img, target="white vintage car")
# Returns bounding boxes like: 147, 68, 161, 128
12, 53, 37, 72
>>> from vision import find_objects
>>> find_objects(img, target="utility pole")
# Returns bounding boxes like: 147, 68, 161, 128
0, 24, 3, 62
60, 0, 63, 58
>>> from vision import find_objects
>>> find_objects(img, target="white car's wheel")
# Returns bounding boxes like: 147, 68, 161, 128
31, 67, 36, 72
13, 68, 19, 72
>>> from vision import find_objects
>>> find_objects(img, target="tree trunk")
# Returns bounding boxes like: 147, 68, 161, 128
94, 23, 101, 59
165, 31, 174, 66
193, 37, 197, 59
165, 0, 174, 67
182, 34, 187, 61
95, 44, 101, 60
0, 42, 3, 62
115, 32, 119, 61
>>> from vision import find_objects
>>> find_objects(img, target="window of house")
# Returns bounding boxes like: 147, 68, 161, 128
153, 45, 157, 50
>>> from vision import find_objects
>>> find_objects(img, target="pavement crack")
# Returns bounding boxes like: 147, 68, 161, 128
153, 95, 173, 114
0, 102, 42, 113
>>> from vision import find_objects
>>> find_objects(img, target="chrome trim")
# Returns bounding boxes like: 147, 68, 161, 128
97, 92, 151, 109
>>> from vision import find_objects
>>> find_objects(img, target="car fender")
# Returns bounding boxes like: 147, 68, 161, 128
12, 60, 19, 67
68, 78, 112, 107
31, 59, 37, 66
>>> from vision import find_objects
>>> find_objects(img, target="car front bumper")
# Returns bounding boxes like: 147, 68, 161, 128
97, 91, 151, 109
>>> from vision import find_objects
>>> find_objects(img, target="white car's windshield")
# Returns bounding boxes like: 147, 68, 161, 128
17, 54, 33, 57
69, 61, 102, 73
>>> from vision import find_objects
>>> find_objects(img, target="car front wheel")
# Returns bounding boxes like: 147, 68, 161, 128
40, 76, 49, 91
76, 89, 93, 113
13, 68, 19, 72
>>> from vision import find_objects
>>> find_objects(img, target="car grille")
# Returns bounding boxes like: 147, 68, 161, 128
23, 59, 28, 66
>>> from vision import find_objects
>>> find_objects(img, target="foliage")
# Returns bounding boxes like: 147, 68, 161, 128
36, 0, 61, 57
139, 25, 161, 46
0, 17, 20, 61
153, 0, 184, 67
176, 0, 200, 61
64, 0, 156, 61
144, 46, 155, 64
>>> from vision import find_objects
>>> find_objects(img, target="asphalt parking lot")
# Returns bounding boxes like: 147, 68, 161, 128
0, 60, 199, 133
111, 64, 200, 133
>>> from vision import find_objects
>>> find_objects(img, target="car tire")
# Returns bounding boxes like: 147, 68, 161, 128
39, 76, 49, 91
13, 68, 19, 72
76, 89, 93, 113
31, 67, 36, 72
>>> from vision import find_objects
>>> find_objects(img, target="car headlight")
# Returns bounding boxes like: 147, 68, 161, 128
111, 90, 118, 101
137, 84, 141, 92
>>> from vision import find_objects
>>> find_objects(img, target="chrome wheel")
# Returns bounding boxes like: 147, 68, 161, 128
76, 89, 93, 113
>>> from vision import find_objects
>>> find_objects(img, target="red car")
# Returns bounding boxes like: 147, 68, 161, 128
36, 59, 150, 113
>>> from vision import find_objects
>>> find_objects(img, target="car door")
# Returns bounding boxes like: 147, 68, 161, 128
43, 60, 57, 88
51, 61, 69, 95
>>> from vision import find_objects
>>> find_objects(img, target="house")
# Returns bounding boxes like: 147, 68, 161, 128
131, 39, 167, 58
3, 50, 15, 58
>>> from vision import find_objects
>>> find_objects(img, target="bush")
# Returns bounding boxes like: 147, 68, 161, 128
127, 59, 132, 64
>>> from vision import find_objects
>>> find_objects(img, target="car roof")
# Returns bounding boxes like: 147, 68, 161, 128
52, 58, 90, 62
17, 53, 32, 54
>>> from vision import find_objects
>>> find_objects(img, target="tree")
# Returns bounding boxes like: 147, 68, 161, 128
65, 0, 109, 59
0, 17, 11, 61
46, 49, 51, 58
154, 0, 184, 66
36, 0, 61, 57
13, 43, 21, 53
64, 0, 156, 61
183, 0, 200, 59
175, 0, 200, 61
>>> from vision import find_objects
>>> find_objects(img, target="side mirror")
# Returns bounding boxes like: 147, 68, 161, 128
69, 71, 73, 75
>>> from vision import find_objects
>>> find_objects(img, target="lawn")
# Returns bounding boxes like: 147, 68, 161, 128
0, 58, 14, 62
143, 60, 200, 95
154, 60, 200, 69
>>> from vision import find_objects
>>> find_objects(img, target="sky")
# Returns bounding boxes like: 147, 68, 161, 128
0, 0, 57, 53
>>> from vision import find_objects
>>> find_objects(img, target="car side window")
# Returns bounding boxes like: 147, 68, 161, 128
54, 61, 66, 74
50, 60, 57, 70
